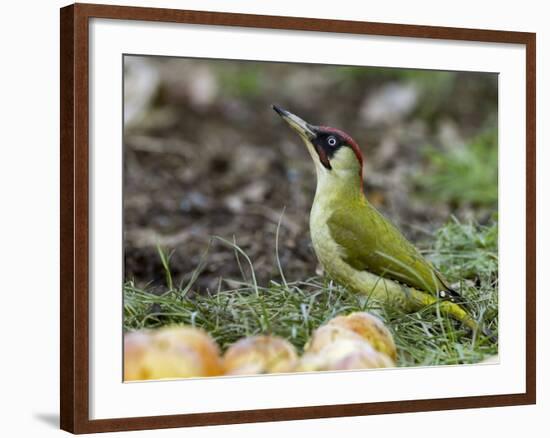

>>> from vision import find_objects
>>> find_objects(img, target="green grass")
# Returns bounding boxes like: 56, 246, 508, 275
124, 219, 498, 367
414, 129, 498, 208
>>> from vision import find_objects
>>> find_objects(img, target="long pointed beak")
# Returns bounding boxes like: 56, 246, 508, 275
272, 105, 317, 140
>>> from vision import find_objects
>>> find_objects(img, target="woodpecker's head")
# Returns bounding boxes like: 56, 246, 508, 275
273, 105, 364, 187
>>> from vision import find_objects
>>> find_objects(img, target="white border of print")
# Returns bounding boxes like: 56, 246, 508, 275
89, 18, 525, 420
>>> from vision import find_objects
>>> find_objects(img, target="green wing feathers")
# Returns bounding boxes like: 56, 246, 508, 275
327, 203, 456, 297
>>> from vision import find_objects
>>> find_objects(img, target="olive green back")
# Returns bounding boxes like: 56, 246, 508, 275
327, 201, 451, 296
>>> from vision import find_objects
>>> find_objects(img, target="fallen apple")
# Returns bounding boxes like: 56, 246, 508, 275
223, 335, 298, 375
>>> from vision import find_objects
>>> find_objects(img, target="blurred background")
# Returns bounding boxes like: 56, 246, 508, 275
123, 55, 498, 291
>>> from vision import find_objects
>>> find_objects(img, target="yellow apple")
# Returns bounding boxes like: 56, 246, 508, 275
327, 312, 397, 361
124, 330, 154, 381
297, 338, 395, 372
304, 324, 365, 354
223, 335, 298, 375
124, 326, 223, 381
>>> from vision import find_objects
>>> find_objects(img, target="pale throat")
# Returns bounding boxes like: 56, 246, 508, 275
313, 149, 364, 205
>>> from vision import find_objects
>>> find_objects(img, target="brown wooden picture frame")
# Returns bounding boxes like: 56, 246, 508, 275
60, 2, 536, 434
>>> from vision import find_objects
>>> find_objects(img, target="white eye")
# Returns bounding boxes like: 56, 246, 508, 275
327, 136, 337, 146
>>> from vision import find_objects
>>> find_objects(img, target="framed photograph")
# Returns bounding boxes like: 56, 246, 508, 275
60, 3, 536, 434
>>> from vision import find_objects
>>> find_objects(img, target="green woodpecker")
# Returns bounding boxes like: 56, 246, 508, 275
273, 105, 492, 339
